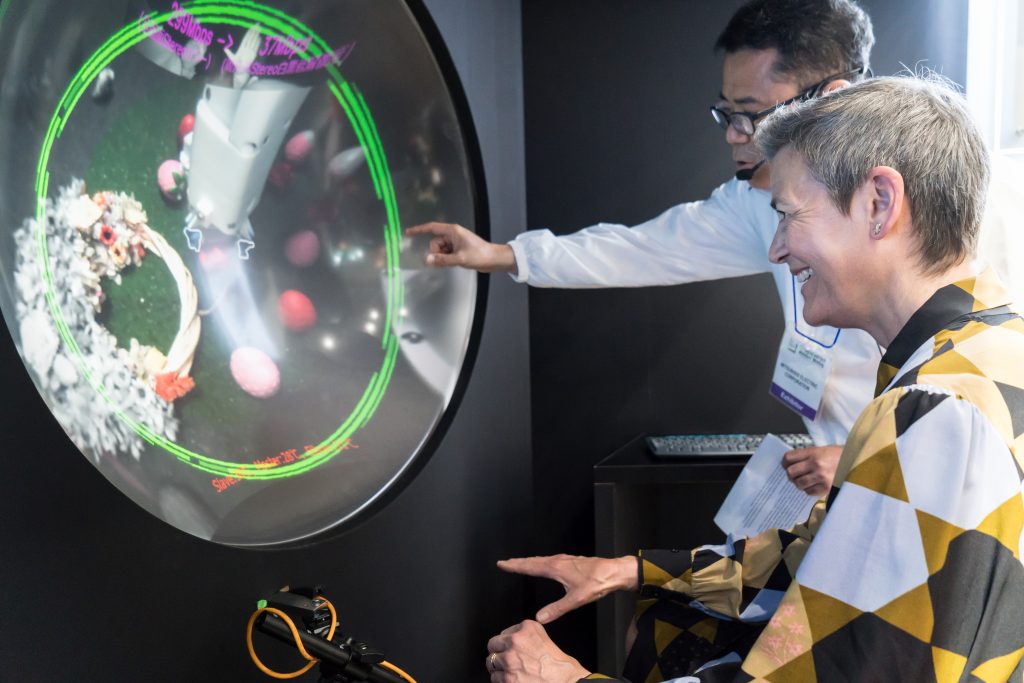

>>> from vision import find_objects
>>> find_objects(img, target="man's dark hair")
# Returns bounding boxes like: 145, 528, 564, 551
715, 0, 874, 88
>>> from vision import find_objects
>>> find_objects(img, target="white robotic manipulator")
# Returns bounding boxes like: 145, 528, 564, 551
181, 30, 311, 259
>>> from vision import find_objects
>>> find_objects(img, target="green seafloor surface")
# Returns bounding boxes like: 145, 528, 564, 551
83, 71, 268, 471
76, 59, 387, 489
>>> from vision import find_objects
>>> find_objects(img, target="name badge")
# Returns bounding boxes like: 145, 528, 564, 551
770, 329, 832, 421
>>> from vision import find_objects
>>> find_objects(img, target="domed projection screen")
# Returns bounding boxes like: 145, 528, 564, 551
0, 0, 485, 545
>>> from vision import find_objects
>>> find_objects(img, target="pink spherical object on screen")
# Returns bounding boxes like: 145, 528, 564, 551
278, 290, 317, 331
157, 159, 185, 201
230, 347, 281, 398
284, 129, 314, 163
284, 229, 320, 267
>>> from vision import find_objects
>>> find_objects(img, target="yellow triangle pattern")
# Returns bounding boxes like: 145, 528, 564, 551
913, 369, 1014, 446
952, 277, 973, 298
976, 492, 1024, 560
953, 325, 1024, 391
641, 559, 677, 587
643, 664, 664, 683
663, 577, 693, 596
653, 620, 684, 656
687, 617, 718, 644
874, 582, 933, 643
743, 584, 817, 679
836, 394, 898, 483
799, 585, 863, 642
937, 320, 985, 349
876, 361, 899, 397
970, 646, 1024, 683
916, 349, 985, 386
931, 646, 967, 683
930, 325, 982, 362
929, 651, 966, 683
915, 509, 968, 575
765, 651, 817, 683
744, 533, 784, 590
845, 441, 909, 502
969, 269, 1012, 312
1004, 316, 1024, 334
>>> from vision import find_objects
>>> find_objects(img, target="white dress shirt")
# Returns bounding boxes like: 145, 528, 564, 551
507, 177, 879, 446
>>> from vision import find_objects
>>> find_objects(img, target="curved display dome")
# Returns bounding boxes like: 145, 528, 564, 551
0, 0, 486, 545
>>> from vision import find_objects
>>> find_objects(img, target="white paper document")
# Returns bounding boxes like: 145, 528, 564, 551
713, 433, 819, 538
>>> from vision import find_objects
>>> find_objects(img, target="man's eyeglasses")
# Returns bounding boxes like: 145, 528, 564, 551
710, 66, 869, 136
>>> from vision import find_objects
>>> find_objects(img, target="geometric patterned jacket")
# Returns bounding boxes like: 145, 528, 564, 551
588, 268, 1024, 682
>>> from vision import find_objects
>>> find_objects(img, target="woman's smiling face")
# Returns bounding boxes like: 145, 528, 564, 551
768, 146, 873, 331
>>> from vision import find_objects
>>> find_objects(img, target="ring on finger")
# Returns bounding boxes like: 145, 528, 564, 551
488, 652, 499, 672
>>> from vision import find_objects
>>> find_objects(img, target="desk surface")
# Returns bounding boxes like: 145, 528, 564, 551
594, 434, 750, 484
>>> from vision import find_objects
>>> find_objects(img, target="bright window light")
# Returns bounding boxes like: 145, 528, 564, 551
967, 0, 1024, 154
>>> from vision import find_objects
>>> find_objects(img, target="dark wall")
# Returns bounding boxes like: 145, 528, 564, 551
0, 1, 528, 682
521, 0, 968, 669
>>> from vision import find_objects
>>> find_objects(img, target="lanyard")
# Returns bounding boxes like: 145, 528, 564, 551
791, 274, 841, 349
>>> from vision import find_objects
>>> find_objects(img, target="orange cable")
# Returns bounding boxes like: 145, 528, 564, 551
246, 597, 416, 682
246, 597, 338, 679
379, 659, 417, 682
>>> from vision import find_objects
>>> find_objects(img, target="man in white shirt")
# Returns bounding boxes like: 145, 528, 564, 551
409, 0, 879, 493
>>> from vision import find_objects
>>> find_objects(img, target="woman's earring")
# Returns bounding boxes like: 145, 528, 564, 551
872, 222, 882, 237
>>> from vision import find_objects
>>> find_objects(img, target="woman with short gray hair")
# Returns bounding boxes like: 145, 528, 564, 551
476, 75, 1024, 683
731, 74, 1024, 681
759, 75, 989, 276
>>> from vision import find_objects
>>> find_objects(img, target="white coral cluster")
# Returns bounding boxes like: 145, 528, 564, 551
13, 179, 179, 460
67, 189, 148, 294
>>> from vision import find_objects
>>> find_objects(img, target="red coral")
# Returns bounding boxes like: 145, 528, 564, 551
179, 113, 195, 143
155, 372, 195, 402
99, 224, 116, 246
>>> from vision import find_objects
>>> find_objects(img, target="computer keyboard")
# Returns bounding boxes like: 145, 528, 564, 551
646, 433, 814, 457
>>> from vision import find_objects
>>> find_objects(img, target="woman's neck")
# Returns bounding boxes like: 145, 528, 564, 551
866, 260, 977, 348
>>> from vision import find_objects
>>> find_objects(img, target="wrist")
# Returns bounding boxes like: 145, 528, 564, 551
572, 668, 592, 681
486, 243, 517, 273
565, 659, 591, 682
614, 555, 639, 591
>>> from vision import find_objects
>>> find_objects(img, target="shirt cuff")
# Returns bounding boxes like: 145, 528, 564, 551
638, 548, 694, 599
507, 238, 530, 283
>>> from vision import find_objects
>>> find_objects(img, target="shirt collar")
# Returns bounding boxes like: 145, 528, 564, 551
875, 268, 1012, 395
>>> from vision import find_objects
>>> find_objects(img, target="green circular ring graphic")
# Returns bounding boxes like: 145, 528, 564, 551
33, 0, 404, 480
